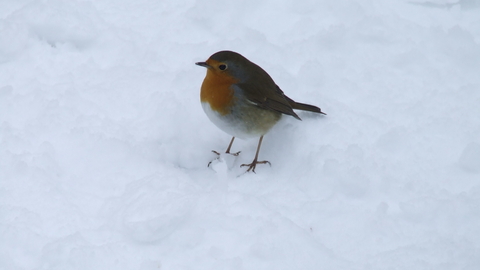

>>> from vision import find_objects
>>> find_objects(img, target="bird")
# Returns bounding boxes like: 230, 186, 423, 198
196, 50, 326, 173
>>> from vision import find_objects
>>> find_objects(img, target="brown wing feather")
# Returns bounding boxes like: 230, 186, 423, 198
234, 58, 325, 119
238, 82, 301, 120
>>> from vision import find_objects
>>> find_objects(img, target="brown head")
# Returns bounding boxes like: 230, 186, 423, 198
196, 50, 263, 82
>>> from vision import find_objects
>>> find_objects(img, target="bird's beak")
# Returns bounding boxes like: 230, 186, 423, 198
195, 61, 210, 68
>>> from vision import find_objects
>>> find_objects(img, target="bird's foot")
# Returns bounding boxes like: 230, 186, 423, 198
208, 150, 241, 167
240, 159, 271, 173
226, 150, 241, 156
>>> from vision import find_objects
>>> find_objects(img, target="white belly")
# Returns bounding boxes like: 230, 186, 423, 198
201, 102, 280, 139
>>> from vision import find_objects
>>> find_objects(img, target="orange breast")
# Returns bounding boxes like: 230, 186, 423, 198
200, 69, 238, 115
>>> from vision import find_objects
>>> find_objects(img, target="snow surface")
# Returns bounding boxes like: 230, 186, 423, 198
1, 0, 480, 269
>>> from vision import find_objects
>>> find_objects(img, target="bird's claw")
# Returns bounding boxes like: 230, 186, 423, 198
227, 151, 241, 156
240, 160, 271, 173
207, 150, 241, 167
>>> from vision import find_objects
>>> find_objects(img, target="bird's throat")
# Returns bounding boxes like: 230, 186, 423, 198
200, 70, 238, 115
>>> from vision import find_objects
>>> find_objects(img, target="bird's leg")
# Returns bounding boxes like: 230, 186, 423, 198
225, 137, 240, 156
241, 135, 271, 173
208, 137, 240, 167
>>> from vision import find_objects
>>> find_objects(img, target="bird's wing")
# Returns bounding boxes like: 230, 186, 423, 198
236, 82, 301, 120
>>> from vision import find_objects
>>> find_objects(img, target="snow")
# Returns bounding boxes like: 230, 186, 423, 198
1, 0, 480, 269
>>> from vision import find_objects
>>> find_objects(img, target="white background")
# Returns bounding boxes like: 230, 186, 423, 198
1, 0, 480, 269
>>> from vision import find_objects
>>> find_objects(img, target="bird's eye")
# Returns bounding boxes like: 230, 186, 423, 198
218, 64, 227, 70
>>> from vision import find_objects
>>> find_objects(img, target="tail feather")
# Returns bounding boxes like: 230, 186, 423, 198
285, 96, 327, 115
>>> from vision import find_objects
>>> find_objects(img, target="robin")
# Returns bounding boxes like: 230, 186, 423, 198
196, 50, 326, 173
